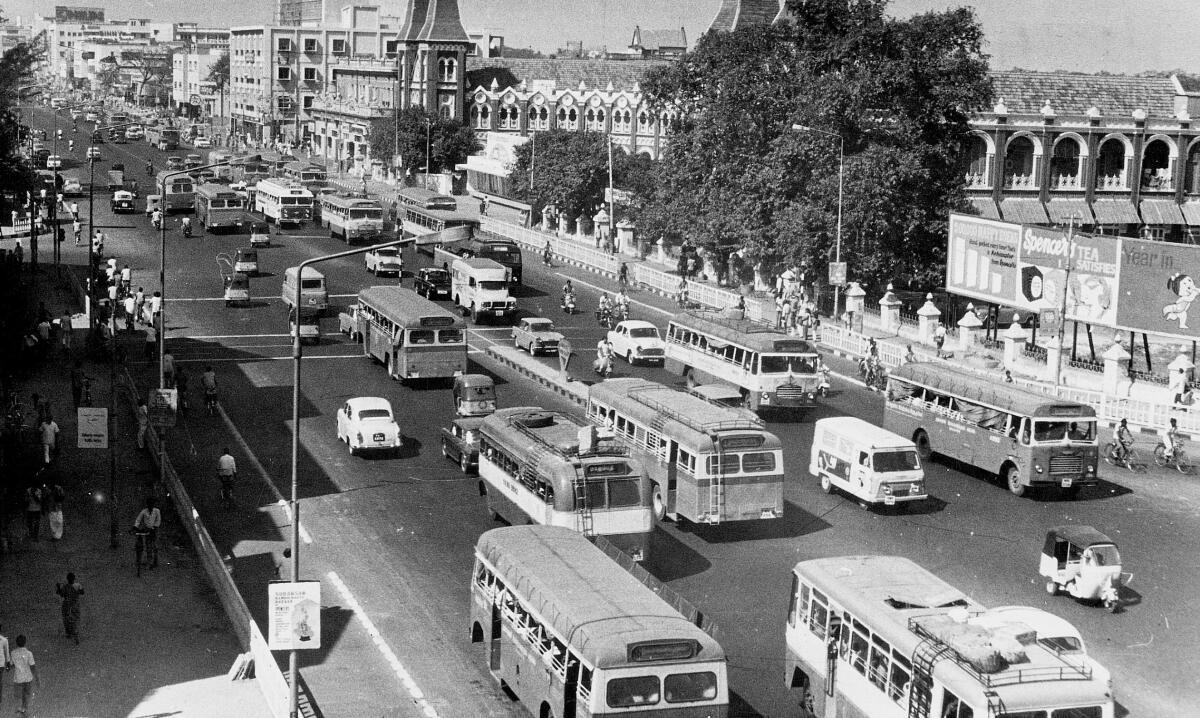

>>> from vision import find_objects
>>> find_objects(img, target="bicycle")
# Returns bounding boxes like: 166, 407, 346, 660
132, 527, 151, 576
204, 388, 218, 416
1104, 441, 1138, 470
1153, 443, 1190, 472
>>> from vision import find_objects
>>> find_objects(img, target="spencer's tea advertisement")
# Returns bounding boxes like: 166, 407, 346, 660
945, 213, 1200, 341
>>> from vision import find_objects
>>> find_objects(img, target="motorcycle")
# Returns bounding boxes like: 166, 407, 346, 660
561, 292, 577, 314
151, 215, 162, 231
593, 353, 613, 378
145, 162, 154, 176
817, 366, 832, 397
859, 356, 887, 391
182, 220, 193, 238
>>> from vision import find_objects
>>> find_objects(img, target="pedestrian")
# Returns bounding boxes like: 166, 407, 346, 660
120, 263, 131, 291
149, 290, 162, 326
134, 286, 146, 324
144, 323, 156, 360
14, 237, 23, 266
56, 573, 85, 643
1170, 367, 1187, 406
0, 623, 10, 712
904, 344, 917, 364
45, 482, 65, 540
36, 316, 51, 345
10, 635, 38, 714
60, 310, 73, 353
71, 200, 79, 218
134, 496, 161, 568
25, 484, 43, 541
123, 294, 136, 332
934, 322, 947, 357
218, 447, 237, 505
72, 218, 81, 245
136, 398, 149, 450
39, 414, 59, 464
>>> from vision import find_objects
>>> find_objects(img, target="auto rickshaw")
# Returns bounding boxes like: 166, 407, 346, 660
248, 219, 271, 248
453, 374, 497, 417
233, 248, 259, 275
1039, 525, 1128, 612
223, 271, 251, 306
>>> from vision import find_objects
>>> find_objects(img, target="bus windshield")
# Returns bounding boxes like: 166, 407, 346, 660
873, 450, 920, 473
1033, 420, 1096, 443
479, 280, 507, 291
759, 354, 815, 374
350, 208, 382, 220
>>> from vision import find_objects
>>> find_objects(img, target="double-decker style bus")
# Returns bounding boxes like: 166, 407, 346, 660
883, 362, 1099, 498
472, 526, 728, 718
355, 285, 466, 382
435, 235, 523, 284
478, 407, 655, 561
281, 161, 328, 189
587, 378, 783, 524
155, 170, 195, 213
319, 193, 384, 243
194, 183, 246, 231
208, 150, 238, 180
785, 555, 1114, 718
254, 178, 313, 226
664, 310, 821, 416
146, 125, 180, 150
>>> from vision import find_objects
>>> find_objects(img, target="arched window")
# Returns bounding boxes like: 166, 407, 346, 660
1049, 137, 1082, 189
1095, 137, 1128, 190
637, 112, 653, 134
439, 94, 455, 120
1003, 135, 1038, 189
612, 109, 631, 133
438, 57, 457, 82
531, 107, 549, 131
585, 108, 605, 131
1141, 138, 1174, 191
499, 105, 520, 130
471, 104, 490, 129
557, 107, 578, 130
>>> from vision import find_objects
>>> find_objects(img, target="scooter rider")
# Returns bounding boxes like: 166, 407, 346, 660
1161, 417, 1180, 460
151, 208, 162, 230
597, 292, 612, 323
615, 289, 630, 319
542, 240, 552, 266
181, 216, 193, 237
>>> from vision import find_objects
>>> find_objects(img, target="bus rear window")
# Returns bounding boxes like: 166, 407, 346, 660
300, 279, 323, 289
438, 329, 464, 344
705, 454, 740, 475
664, 672, 718, 703
607, 676, 660, 708
873, 450, 919, 473
740, 452, 777, 473
408, 330, 435, 345
606, 479, 641, 507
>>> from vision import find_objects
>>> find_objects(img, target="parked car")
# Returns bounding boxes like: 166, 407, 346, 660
166, 156, 185, 170
110, 190, 136, 213
336, 397, 403, 456
44, 154, 62, 169
365, 246, 403, 276
607, 320, 666, 365
86, 146, 101, 160
193, 135, 212, 148
511, 317, 564, 356
413, 267, 451, 300
440, 417, 484, 473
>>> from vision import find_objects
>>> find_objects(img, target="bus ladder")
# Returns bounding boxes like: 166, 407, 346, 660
907, 638, 952, 718
707, 439, 727, 525
983, 690, 1006, 718
572, 464, 595, 536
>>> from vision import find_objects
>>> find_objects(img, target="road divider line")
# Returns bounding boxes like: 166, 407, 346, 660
556, 273, 673, 317
217, 402, 311, 545
180, 333, 294, 339
326, 571, 442, 718
174, 353, 368, 363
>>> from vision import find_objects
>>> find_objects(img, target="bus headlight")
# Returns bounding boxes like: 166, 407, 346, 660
1086, 465, 1095, 475
760, 392, 770, 404
1034, 463, 1043, 473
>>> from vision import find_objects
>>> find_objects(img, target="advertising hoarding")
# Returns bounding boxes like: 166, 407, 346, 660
946, 214, 1020, 306
1114, 238, 1200, 341
1016, 224, 1119, 326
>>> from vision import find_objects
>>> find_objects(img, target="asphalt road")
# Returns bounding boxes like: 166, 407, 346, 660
30, 106, 1200, 717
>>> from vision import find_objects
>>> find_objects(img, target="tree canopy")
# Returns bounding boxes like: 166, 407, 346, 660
0, 32, 45, 196
206, 52, 230, 91
637, 0, 992, 290
369, 107, 480, 174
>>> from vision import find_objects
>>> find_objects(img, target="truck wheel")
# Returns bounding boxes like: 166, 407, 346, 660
1045, 579, 1059, 596
914, 431, 931, 460
820, 474, 833, 494
1005, 465, 1026, 497
652, 489, 665, 521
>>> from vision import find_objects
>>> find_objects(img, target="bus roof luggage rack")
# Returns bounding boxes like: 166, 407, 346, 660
625, 383, 762, 435
506, 409, 628, 459
686, 309, 779, 334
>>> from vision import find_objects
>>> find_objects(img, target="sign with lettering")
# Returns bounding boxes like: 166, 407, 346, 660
148, 389, 177, 429
945, 214, 1020, 305
77, 407, 107, 449
828, 261, 847, 287
1114, 237, 1200, 340
1016, 225, 1119, 325
267, 580, 322, 650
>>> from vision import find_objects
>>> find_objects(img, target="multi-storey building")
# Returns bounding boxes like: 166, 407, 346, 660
0, 20, 34, 53
173, 49, 227, 120
174, 24, 230, 51
33, 9, 176, 88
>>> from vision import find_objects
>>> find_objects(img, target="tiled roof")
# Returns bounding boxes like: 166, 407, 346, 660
708, 0, 782, 33
986, 70, 1177, 117
416, 0, 469, 43
632, 27, 685, 51
1175, 74, 1200, 94
465, 58, 669, 93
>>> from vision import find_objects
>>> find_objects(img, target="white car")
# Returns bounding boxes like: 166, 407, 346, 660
365, 246, 403, 276
61, 177, 83, 195
607, 320, 666, 365
85, 111, 100, 122
193, 135, 212, 148
125, 126, 143, 140
45, 155, 62, 169
86, 146, 101, 160
336, 397, 403, 456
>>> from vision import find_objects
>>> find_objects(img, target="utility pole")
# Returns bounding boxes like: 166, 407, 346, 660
1053, 214, 1079, 391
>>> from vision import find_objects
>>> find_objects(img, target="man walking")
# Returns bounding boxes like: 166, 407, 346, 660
134, 497, 162, 568
218, 447, 237, 506
10, 634, 37, 714
136, 398, 149, 450
56, 572, 85, 644
25, 485, 43, 541
39, 414, 59, 465
0, 623, 11, 712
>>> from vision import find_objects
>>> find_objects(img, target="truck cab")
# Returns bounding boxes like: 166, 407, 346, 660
450, 256, 515, 324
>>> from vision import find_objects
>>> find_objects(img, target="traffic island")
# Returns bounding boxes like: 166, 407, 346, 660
484, 344, 588, 407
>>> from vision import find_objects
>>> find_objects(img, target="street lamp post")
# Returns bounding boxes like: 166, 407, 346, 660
1053, 213, 1081, 391
289, 235, 407, 718
791, 124, 844, 318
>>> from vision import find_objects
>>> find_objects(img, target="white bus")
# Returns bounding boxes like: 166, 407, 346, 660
664, 310, 821, 416
477, 407, 654, 561
785, 555, 1114, 718
319, 193, 384, 243
471, 526, 728, 718
450, 256, 515, 323
254, 178, 313, 227
586, 378, 784, 524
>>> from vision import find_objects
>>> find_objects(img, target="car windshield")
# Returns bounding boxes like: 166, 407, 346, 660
759, 354, 816, 374
479, 281, 507, 291
629, 327, 659, 339
425, 270, 448, 282
528, 322, 553, 332
375, 248, 398, 257
357, 409, 392, 420
1033, 420, 1096, 443
873, 450, 920, 473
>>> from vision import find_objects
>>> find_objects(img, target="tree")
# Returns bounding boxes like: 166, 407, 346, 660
121, 48, 174, 105
206, 51, 230, 92
368, 107, 480, 174
0, 32, 46, 198
638, 0, 992, 290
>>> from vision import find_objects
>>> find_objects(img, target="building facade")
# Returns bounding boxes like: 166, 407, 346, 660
173, 49, 226, 120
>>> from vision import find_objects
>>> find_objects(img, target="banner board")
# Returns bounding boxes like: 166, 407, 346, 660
77, 407, 108, 449
946, 214, 1020, 306
1016, 225, 1119, 326
1115, 238, 1200, 340
268, 580, 321, 650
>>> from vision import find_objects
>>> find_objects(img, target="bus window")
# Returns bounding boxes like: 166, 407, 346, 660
607, 478, 641, 507
869, 636, 890, 690
607, 676, 660, 708
941, 689, 975, 718
664, 672, 718, 703
584, 481, 607, 508
1020, 418, 1031, 445
705, 454, 740, 475
438, 328, 464, 344
741, 452, 777, 472
408, 329, 435, 344
848, 622, 869, 674
888, 652, 911, 703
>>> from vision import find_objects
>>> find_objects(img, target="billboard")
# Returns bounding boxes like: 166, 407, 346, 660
1114, 238, 1200, 340
1016, 225, 1119, 326
55, 6, 105, 22
946, 214, 1020, 305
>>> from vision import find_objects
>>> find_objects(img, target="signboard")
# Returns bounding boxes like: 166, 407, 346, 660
77, 407, 108, 449
558, 338, 573, 378
604, 188, 634, 204
268, 580, 321, 650
946, 214, 1020, 305
147, 388, 177, 429
828, 261, 847, 287
1016, 225, 1119, 325
1115, 238, 1200, 341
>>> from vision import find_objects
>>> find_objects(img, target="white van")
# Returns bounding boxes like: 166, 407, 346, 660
450, 256, 515, 323
282, 266, 328, 315
809, 416, 927, 508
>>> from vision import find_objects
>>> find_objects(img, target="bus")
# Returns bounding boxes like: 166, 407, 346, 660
319, 193, 384, 243
146, 126, 180, 150
254, 178, 313, 227
401, 204, 480, 252
436, 235, 523, 284
663, 310, 821, 416
355, 285, 466, 382
586, 378, 784, 524
209, 150, 239, 180
477, 407, 655, 561
257, 150, 298, 176
472, 526, 728, 718
108, 112, 129, 126
395, 186, 457, 210
155, 170, 195, 213
883, 362, 1099, 498
194, 183, 247, 231
281, 161, 328, 189
785, 555, 1114, 718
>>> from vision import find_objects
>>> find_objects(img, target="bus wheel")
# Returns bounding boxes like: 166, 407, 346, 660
820, 474, 833, 494
1005, 465, 1026, 497
684, 368, 697, 388
460, 454, 471, 474
914, 431, 931, 460
539, 703, 555, 718
652, 489, 666, 521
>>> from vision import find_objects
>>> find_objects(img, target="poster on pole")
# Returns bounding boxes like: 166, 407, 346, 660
828, 261, 847, 287
267, 580, 321, 650
945, 214, 1020, 305
1015, 224, 1120, 325
148, 388, 177, 429
77, 407, 108, 449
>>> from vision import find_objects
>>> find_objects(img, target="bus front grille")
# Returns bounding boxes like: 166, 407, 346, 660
776, 384, 806, 399
1049, 455, 1083, 475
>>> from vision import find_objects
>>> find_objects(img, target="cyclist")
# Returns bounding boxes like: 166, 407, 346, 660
1161, 417, 1180, 460
217, 447, 237, 506
1113, 419, 1134, 462
151, 208, 162, 230
132, 496, 161, 569
201, 364, 218, 414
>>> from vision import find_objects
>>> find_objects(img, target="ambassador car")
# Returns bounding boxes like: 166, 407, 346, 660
607, 319, 666, 365
511, 317, 564, 356
336, 397, 403, 456
110, 190, 137, 213
365, 246, 403, 277
413, 267, 451, 300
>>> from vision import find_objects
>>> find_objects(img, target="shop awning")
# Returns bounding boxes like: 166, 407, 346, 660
999, 197, 1049, 224
1090, 198, 1140, 225
966, 196, 1000, 219
1044, 198, 1095, 225
1140, 199, 1186, 225
1182, 200, 1200, 226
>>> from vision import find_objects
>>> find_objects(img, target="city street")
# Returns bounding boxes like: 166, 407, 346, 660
32, 105, 1200, 717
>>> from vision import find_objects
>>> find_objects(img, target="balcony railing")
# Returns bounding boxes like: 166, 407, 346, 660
1004, 173, 1038, 189
964, 171, 990, 189
1141, 174, 1174, 192
1095, 173, 1128, 191
1050, 173, 1082, 190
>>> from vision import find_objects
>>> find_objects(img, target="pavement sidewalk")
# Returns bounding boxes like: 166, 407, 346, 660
0, 265, 271, 718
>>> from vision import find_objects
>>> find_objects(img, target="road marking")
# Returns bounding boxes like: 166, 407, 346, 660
182, 333, 293, 339
326, 570, 442, 718
556, 273, 672, 317
174, 353, 366, 363
217, 404, 312, 544
277, 500, 313, 545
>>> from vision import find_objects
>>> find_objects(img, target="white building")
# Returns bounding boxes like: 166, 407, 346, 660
173, 49, 227, 121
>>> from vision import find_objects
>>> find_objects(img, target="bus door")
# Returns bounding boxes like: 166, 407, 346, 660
562, 658, 579, 718
826, 614, 843, 698
490, 596, 503, 670
665, 440, 679, 518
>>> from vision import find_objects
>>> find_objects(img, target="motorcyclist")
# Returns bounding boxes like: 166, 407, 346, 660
68, 139, 75, 152
146, 160, 154, 176
151, 208, 163, 229
56, 128, 63, 140
1113, 419, 1134, 461
615, 290, 630, 319
595, 338, 613, 376
597, 292, 612, 320
542, 241, 552, 266
181, 216, 193, 236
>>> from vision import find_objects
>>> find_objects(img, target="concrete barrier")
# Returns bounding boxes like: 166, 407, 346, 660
484, 345, 588, 407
